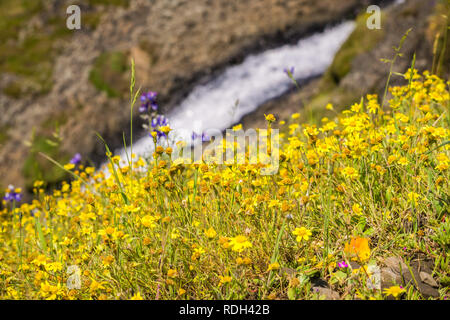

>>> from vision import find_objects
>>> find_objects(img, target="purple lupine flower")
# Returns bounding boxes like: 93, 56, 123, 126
338, 261, 349, 268
139, 91, 158, 113
150, 115, 169, 140
201, 132, 210, 142
191, 132, 198, 141
3, 185, 22, 203
70, 153, 82, 165
284, 66, 295, 76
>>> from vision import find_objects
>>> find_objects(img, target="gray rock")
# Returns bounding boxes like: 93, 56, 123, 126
381, 256, 440, 298
419, 272, 439, 288
312, 287, 341, 300
383, 256, 408, 273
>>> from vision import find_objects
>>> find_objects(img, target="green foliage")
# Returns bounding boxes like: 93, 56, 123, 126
83, 12, 103, 30
432, 217, 450, 250
0, 0, 125, 98
0, 127, 9, 146
0, 0, 43, 40
41, 111, 70, 130
308, 88, 359, 120
1, 68, 448, 300
0, 0, 73, 97
2, 80, 24, 99
303, 11, 388, 119
89, 51, 130, 97
22, 134, 69, 190
326, 12, 386, 85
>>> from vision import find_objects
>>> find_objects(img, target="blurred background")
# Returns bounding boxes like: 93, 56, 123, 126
0, 0, 448, 199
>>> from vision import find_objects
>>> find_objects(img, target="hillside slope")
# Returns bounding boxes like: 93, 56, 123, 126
0, 0, 387, 194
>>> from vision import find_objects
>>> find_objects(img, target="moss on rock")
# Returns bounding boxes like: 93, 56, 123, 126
2, 80, 23, 99
324, 11, 386, 88
0, 1, 74, 97
22, 133, 70, 190
306, 10, 387, 116
0, 1, 120, 99
0, 128, 9, 147
89, 51, 130, 98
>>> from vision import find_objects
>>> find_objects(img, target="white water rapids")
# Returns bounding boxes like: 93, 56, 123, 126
117, 21, 355, 160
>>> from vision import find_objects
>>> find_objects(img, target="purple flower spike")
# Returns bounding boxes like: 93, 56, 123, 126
70, 153, 82, 165
149, 115, 169, 141
284, 66, 295, 76
3, 185, 22, 203
139, 91, 158, 113
338, 261, 348, 268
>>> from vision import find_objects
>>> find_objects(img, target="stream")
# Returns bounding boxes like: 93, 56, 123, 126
118, 21, 356, 160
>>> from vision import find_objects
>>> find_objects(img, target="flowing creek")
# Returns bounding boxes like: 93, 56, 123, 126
116, 21, 356, 161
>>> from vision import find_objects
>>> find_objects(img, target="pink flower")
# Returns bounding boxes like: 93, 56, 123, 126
338, 261, 348, 268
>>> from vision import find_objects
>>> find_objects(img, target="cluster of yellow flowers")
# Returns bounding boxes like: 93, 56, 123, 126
0, 70, 448, 300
